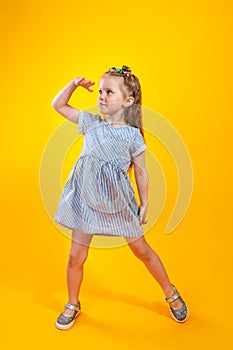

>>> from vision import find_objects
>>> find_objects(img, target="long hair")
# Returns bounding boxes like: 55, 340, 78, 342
103, 65, 144, 140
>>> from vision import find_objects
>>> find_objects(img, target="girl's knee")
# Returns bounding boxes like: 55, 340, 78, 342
68, 245, 89, 268
128, 238, 151, 261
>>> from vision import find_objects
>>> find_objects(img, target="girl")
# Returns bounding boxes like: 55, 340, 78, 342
52, 66, 188, 330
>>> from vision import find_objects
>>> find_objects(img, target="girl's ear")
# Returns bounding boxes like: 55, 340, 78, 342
125, 96, 135, 106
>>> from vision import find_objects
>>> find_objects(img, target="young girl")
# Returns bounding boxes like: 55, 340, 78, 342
52, 66, 188, 330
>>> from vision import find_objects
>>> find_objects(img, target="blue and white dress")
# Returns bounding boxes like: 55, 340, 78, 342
54, 111, 147, 237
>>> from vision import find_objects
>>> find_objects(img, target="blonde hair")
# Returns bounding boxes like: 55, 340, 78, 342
103, 65, 144, 140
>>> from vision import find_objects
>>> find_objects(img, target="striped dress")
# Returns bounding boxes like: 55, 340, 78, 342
54, 111, 146, 237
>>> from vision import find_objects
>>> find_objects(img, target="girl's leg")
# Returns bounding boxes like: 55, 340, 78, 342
125, 235, 182, 309
65, 229, 94, 315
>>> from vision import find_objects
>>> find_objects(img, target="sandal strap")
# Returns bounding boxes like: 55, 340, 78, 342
165, 286, 181, 304
65, 302, 80, 312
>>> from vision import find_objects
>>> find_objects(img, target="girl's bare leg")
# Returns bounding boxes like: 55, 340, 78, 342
64, 229, 94, 315
125, 236, 182, 308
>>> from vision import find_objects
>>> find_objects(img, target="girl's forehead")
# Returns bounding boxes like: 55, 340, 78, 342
99, 76, 122, 89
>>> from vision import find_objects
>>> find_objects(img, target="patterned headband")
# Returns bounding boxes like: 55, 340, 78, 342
109, 66, 131, 77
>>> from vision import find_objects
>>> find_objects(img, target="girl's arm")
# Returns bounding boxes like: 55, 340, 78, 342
133, 151, 149, 225
52, 77, 95, 123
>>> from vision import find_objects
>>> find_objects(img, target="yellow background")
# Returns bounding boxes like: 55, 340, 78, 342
1, 0, 232, 349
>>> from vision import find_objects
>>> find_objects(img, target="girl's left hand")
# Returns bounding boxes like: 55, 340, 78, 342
138, 205, 148, 225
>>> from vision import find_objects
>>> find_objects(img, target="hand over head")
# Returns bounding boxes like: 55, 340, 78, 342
74, 77, 95, 92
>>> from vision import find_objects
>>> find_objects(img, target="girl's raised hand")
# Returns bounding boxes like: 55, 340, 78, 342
74, 77, 95, 92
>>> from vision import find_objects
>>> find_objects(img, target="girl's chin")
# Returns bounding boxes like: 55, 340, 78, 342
98, 105, 108, 112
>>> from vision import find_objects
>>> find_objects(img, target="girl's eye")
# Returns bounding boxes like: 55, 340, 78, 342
107, 90, 113, 94
99, 90, 102, 94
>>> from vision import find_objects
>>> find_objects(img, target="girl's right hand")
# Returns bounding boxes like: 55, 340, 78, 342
138, 204, 148, 225
74, 77, 95, 92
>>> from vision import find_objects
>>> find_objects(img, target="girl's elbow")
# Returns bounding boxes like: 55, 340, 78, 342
52, 99, 57, 109
52, 99, 59, 110
52, 100, 63, 112
135, 167, 148, 179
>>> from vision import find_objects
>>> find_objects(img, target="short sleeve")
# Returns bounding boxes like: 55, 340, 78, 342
78, 110, 101, 135
130, 129, 146, 158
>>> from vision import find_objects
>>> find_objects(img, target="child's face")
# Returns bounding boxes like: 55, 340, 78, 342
97, 76, 128, 118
